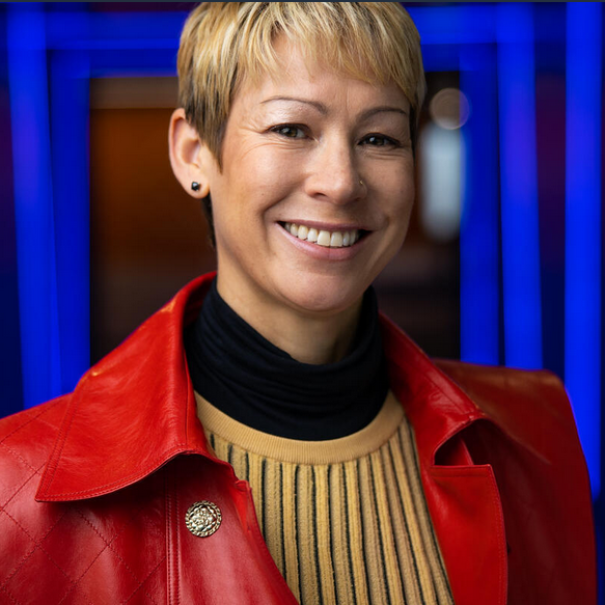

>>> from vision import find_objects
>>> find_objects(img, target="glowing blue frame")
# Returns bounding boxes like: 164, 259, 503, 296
459, 42, 500, 366
7, 5, 62, 408
565, 4, 602, 497
6, 3, 600, 499
497, 4, 543, 369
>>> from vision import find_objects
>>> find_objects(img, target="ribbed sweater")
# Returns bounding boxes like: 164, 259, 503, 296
197, 391, 454, 605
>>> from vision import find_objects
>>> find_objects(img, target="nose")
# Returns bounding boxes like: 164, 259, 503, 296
304, 137, 364, 205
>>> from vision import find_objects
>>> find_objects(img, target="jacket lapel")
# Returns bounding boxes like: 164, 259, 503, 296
381, 315, 508, 605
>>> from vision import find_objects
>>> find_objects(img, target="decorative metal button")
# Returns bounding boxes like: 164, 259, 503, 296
185, 501, 222, 537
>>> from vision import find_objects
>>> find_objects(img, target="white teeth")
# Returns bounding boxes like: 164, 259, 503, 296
330, 232, 343, 247
283, 222, 360, 248
317, 230, 331, 247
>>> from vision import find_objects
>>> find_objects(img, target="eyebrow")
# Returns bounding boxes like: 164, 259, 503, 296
260, 96, 409, 120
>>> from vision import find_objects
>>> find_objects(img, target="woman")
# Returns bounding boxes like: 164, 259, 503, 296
0, 3, 596, 604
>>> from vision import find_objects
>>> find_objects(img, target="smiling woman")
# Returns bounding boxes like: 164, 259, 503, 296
0, 3, 596, 605
170, 34, 415, 363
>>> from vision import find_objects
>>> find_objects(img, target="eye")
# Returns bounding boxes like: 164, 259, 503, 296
361, 134, 400, 147
271, 125, 307, 139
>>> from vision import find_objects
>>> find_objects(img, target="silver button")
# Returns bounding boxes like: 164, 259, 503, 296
185, 501, 222, 537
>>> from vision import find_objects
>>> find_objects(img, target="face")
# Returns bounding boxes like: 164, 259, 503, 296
201, 37, 415, 320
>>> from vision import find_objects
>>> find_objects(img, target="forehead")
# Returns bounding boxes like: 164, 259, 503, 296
234, 35, 410, 114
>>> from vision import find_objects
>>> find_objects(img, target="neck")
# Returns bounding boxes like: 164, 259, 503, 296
216, 275, 363, 365
185, 274, 389, 440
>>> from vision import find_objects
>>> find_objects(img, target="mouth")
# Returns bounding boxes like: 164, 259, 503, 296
278, 221, 369, 248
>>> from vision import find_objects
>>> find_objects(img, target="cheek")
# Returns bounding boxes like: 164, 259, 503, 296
223, 148, 302, 210
381, 165, 415, 224
251, 150, 306, 201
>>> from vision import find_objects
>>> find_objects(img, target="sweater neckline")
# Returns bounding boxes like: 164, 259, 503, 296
196, 390, 405, 465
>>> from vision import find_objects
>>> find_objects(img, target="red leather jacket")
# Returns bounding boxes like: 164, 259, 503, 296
0, 273, 596, 604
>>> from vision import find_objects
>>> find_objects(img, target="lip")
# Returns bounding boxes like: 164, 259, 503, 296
275, 221, 370, 261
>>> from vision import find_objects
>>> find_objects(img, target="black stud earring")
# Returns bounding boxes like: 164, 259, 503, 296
191, 181, 201, 192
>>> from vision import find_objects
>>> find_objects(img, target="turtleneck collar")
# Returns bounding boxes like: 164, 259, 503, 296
185, 278, 389, 440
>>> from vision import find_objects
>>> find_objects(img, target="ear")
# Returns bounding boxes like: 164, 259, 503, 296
168, 108, 212, 198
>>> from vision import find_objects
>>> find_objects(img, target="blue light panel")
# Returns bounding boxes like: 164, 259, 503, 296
7, 4, 61, 407
565, 3, 602, 497
459, 44, 500, 365
497, 4, 543, 369
408, 5, 496, 46
50, 47, 91, 395
46, 11, 188, 50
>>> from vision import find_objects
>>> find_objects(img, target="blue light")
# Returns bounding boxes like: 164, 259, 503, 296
408, 5, 496, 46
7, 4, 62, 407
420, 44, 461, 73
459, 44, 500, 365
50, 47, 91, 394
497, 4, 543, 369
565, 3, 602, 497
46, 11, 188, 50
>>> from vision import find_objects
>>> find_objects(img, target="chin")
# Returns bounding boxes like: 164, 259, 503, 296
276, 276, 368, 317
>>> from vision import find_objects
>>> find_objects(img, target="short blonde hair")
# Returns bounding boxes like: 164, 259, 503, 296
178, 2, 426, 167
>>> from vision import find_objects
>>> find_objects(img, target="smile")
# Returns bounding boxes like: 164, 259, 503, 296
280, 222, 365, 248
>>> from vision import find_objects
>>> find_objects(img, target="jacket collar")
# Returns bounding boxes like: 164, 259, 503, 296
379, 314, 487, 467
36, 272, 486, 502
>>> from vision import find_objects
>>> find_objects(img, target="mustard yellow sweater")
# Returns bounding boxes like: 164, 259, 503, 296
197, 391, 453, 605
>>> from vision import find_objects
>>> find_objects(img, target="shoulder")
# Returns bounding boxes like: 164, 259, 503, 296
434, 359, 570, 417
435, 357, 562, 388
434, 359, 580, 457
0, 395, 68, 487
0, 396, 75, 582
380, 314, 579, 454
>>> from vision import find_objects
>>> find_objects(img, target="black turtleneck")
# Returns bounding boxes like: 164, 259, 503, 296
184, 278, 389, 441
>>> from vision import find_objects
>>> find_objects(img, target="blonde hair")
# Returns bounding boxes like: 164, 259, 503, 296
178, 2, 426, 167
